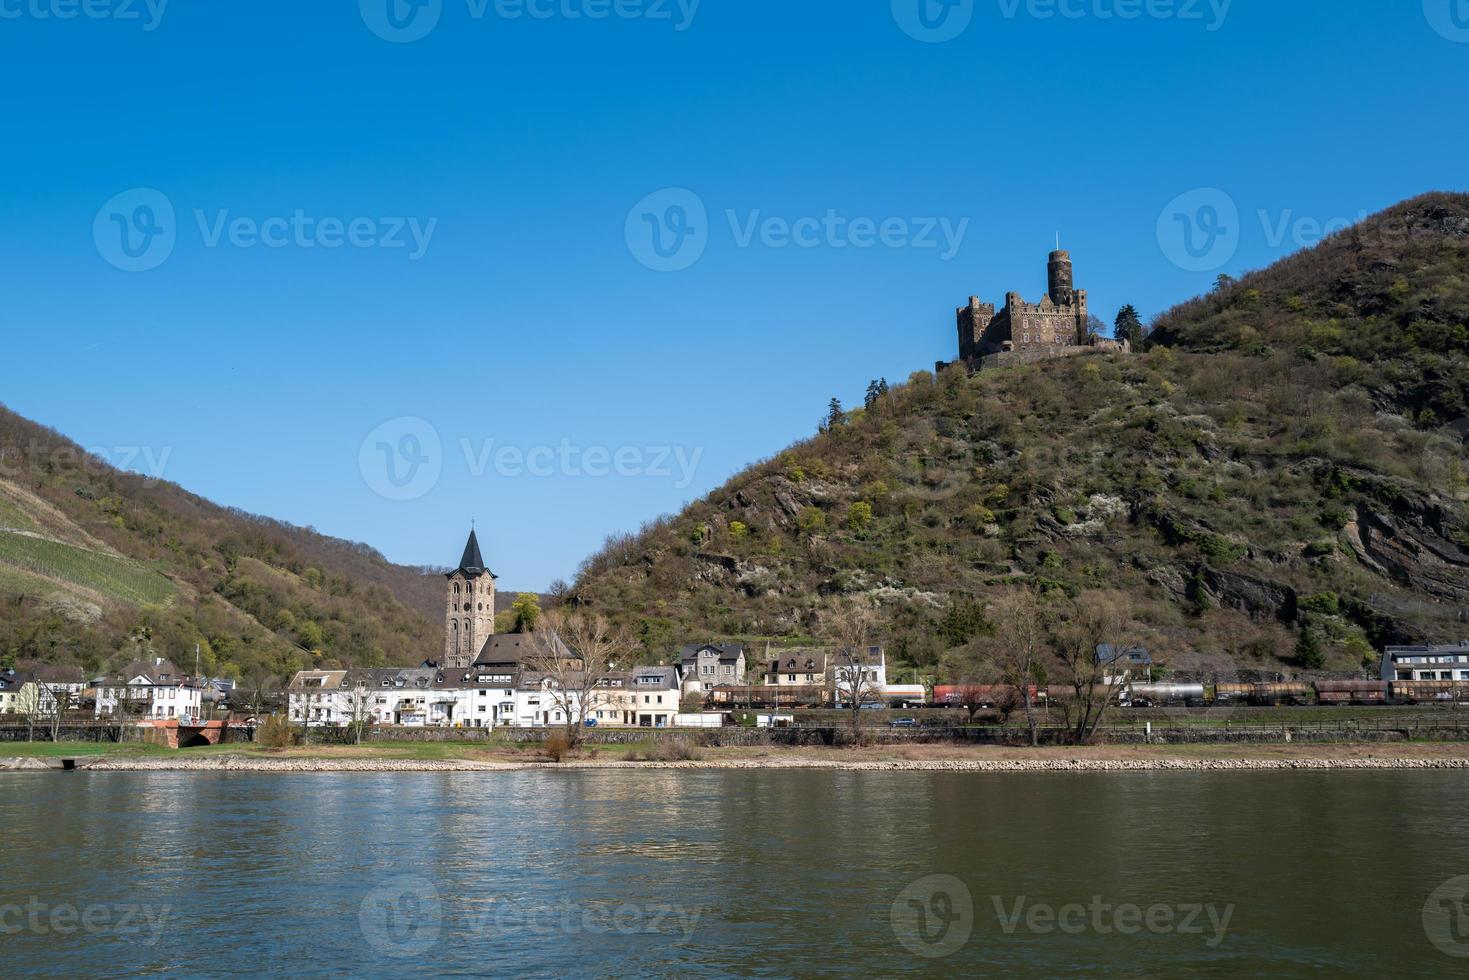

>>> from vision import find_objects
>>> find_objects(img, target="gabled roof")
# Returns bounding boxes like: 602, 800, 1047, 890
447, 529, 497, 580
474, 632, 578, 667
679, 643, 745, 665
1095, 644, 1152, 666
769, 651, 826, 672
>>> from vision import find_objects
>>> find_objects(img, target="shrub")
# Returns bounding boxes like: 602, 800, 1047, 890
846, 502, 874, 532
797, 507, 827, 533
728, 521, 749, 541
1300, 592, 1340, 615
544, 731, 571, 762
651, 737, 702, 762
258, 713, 296, 749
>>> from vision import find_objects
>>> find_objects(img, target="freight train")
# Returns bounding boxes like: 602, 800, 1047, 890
932, 680, 1469, 709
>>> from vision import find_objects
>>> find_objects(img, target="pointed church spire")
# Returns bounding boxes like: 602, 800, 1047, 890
453, 528, 494, 578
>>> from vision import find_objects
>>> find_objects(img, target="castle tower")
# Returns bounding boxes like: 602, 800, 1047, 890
1047, 249, 1074, 306
444, 528, 497, 668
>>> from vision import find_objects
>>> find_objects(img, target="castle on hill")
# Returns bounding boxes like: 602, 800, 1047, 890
941, 248, 1129, 372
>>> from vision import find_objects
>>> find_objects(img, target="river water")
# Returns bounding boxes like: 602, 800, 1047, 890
2, 769, 1468, 976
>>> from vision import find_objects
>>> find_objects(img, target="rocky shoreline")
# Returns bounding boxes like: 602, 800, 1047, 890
6, 754, 1469, 773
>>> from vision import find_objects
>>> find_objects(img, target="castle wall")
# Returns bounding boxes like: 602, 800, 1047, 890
947, 250, 1117, 370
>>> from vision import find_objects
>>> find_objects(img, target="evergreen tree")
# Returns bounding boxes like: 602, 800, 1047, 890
877, 377, 889, 397
1296, 622, 1325, 670
1114, 304, 1145, 346
827, 397, 846, 429
864, 380, 881, 410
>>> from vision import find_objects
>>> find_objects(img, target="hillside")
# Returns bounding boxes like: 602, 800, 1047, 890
0, 407, 461, 682
570, 193, 1469, 679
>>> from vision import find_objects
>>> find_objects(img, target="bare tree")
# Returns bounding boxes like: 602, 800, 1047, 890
44, 682, 73, 743
1052, 597, 1133, 745
827, 600, 884, 732
981, 589, 1049, 747
526, 609, 632, 749
240, 669, 280, 719
346, 679, 373, 745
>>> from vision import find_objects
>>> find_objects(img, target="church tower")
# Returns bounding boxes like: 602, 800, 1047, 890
444, 528, 497, 669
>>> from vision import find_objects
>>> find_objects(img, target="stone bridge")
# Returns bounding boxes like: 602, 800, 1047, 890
139, 720, 255, 749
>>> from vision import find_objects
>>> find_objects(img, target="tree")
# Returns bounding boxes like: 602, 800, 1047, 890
1214, 273, 1235, 293
526, 609, 633, 749
1113, 304, 1145, 346
827, 600, 883, 731
1296, 622, 1325, 670
980, 589, 1048, 747
510, 593, 542, 633
826, 398, 846, 430
239, 669, 280, 718
1086, 314, 1107, 340
1051, 598, 1133, 745
846, 502, 874, 532
865, 380, 882, 410
346, 679, 373, 745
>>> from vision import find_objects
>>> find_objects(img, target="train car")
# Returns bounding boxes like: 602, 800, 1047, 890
1314, 680, 1389, 705
878, 684, 928, 707
1252, 682, 1314, 706
933, 685, 1040, 709
1390, 680, 1469, 704
1214, 683, 1253, 704
1126, 683, 1206, 707
709, 685, 825, 708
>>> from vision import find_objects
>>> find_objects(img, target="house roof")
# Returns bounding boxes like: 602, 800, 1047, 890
1095, 644, 1152, 666
94, 658, 193, 687
25, 665, 86, 685
768, 652, 827, 673
474, 632, 578, 667
679, 643, 746, 665
832, 646, 886, 668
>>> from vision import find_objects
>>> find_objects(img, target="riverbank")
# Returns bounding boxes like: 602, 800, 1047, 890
5, 742, 1469, 772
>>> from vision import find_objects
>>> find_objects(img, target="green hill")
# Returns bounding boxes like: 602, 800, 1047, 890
570, 193, 1469, 678
0, 408, 451, 683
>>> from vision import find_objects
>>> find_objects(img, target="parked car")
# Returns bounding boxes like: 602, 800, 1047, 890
889, 717, 918, 728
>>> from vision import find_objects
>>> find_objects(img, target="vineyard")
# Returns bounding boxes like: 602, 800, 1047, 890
0, 531, 175, 607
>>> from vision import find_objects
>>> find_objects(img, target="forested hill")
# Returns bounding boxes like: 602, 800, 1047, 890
570, 192, 1469, 678
0, 406, 454, 683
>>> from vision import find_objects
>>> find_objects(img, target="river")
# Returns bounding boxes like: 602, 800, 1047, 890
2, 770, 1468, 976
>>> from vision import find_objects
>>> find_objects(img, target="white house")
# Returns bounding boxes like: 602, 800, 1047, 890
832, 646, 888, 704
1380, 642, 1469, 681
285, 662, 686, 730
92, 658, 203, 721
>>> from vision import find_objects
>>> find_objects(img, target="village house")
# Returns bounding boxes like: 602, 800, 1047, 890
679, 643, 747, 695
1380, 642, 1469, 681
832, 646, 888, 700
90, 658, 203, 721
763, 651, 827, 687
0, 668, 27, 716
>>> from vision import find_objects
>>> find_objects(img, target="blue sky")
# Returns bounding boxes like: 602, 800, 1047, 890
1, 1, 1465, 589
